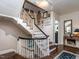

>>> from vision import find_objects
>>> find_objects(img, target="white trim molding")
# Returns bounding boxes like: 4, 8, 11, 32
0, 49, 16, 55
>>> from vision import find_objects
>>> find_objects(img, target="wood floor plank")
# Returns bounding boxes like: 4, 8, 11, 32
0, 45, 79, 59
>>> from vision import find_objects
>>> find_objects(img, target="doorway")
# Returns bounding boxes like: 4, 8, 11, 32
54, 20, 59, 43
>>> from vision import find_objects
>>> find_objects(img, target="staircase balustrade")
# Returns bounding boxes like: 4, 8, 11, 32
17, 7, 49, 59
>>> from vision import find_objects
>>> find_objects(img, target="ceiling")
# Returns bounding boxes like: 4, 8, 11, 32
0, 0, 79, 17
28, 0, 79, 15
0, 0, 24, 17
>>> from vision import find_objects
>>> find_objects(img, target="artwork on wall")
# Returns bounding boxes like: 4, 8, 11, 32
43, 11, 50, 18
64, 19, 72, 35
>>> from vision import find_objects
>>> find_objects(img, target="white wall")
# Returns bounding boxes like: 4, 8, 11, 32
0, 0, 24, 17
0, 17, 31, 52
59, 11, 79, 44
42, 11, 59, 43
41, 11, 56, 43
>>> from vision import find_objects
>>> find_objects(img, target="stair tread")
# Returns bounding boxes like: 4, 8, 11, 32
49, 45, 57, 50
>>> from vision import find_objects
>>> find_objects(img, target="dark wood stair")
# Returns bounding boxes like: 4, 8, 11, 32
49, 45, 57, 50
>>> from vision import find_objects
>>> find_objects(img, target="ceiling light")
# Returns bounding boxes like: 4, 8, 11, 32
36, 0, 48, 8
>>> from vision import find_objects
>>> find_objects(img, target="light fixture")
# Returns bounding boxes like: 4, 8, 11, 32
74, 29, 79, 32
36, 0, 48, 8
73, 29, 79, 36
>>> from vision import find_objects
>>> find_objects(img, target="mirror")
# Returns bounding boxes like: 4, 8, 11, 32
64, 20, 72, 35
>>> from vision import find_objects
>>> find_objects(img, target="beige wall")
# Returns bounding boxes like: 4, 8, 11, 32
0, 16, 31, 51
58, 11, 79, 44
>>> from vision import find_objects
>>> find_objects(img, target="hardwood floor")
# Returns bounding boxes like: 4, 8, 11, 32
0, 52, 27, 59
41, 45, 63, 59
0, 45, 79, 59
41, 45, 79, 59
64, 45, 79, 54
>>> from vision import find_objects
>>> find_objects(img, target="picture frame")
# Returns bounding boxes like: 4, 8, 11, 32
64, 19, 72, 35
43, 11, 50, 18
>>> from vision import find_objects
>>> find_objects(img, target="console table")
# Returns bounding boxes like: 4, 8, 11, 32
64, 36, 79, 48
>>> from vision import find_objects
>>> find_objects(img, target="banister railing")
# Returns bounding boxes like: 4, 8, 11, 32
21, 45, 34, 51
23, 8, 49, 39
18, 37, 47, 40
17, 37, 46, 59
18, 4, 49, 59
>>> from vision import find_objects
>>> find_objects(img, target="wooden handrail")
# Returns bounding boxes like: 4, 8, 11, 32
23, 8, 49, 39
18, 37, 47, 41
34, 23, 49, 38
23, 0, 46, 12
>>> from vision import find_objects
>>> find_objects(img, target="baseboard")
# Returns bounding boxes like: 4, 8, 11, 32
49, 47, 56, 53
0, 49, 16, 55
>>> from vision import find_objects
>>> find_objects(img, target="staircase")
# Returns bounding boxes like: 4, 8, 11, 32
16, 8, 50, 59
15, 0, 58, 58
0, 0, 57, 59
33, 24, 49, 56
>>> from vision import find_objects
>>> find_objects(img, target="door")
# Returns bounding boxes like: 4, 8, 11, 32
54, 20, 59, 43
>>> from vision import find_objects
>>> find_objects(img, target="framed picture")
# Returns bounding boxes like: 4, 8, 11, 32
43, 11, 50, 18
64, 19, 72, 35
